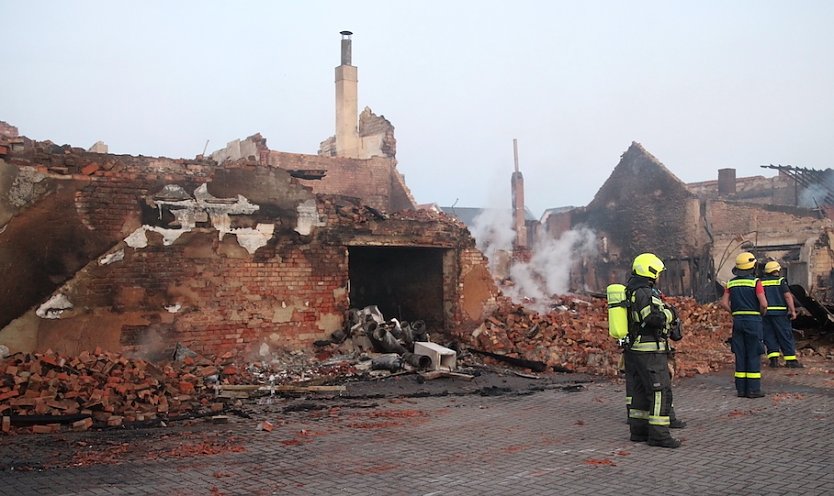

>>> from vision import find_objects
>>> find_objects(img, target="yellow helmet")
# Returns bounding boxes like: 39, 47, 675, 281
764, 261, 781, 274
735, 252, 757, 270
632, 253, 665, 280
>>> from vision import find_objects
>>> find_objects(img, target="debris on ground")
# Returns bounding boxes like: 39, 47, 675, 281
3, 295, 833, 435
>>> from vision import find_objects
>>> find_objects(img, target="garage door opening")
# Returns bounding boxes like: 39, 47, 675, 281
348, 246, 447, 331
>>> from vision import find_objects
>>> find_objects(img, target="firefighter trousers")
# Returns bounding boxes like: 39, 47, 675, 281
624, 353, 678, 423
731, 317, 763, 396
762, 314, 798, 362
624, 349, 674, 443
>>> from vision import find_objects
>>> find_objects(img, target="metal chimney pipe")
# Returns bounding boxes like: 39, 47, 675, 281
340, 30, 353, 66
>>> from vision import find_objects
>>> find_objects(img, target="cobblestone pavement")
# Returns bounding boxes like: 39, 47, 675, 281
1, 359, 832, 496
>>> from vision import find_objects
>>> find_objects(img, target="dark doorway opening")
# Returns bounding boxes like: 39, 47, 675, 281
348, 246, 446, 331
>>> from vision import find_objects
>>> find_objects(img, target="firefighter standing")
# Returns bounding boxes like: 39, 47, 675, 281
623, 286, 686, 429
623, 253, 681, 448
720, 252, 768, 398
761, 261, 801, 368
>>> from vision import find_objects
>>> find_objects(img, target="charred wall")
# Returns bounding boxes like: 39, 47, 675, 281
554, 142, 833, 302
0, 140, 494, 356
567, 143, 708, 296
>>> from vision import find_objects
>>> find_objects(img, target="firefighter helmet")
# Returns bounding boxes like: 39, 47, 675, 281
735, 252, 757, 270
632, 253, 665, 280
764, 260, 782, 274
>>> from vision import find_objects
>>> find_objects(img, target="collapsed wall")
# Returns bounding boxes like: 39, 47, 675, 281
0, 136, 496, 358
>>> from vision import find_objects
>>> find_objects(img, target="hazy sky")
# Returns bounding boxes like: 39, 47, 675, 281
2, 1, 833, 217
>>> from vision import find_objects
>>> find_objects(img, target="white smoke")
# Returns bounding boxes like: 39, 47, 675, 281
471, 208, 515, 274
799, 183, 829, 208
798, 170, 834, 208
470, 204, 598, 310
504, 227, 598, 310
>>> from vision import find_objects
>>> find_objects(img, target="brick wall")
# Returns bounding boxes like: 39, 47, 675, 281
687, 174, 797, 206
708, 200, 834, 300
67, 231, 349, 355
268, 150, 416, 212
706, 200, 829, 237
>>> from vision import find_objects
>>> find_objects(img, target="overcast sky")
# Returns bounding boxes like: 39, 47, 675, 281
2, 1, 833, 217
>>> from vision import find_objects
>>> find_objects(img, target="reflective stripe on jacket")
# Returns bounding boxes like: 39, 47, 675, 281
626, 278, 668, 352
727, 276, 761, 317
761, 276, 787, 314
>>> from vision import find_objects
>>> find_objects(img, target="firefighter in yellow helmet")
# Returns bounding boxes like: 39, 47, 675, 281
720, 252, 768, 398
761, 260, 801, 368
623, 253, 681, 448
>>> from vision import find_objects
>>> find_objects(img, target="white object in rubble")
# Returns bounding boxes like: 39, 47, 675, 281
165, 303, 182, 313
0, 345, 9, 359
259, 342, 270, 357
413, 342, 457, 371
36, 293, 73, 319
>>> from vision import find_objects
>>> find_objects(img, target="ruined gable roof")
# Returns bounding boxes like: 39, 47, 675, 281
587, 142, 694, 210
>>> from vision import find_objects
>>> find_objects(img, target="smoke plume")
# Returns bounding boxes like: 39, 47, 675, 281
471, 206, 598, 310
471, 208, 515, 273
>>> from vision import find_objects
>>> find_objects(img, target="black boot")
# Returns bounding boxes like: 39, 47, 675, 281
746, 391, 766, 398
786, 361, 803, 368
669, 419, 687, 429
769, 357, 780, 368
647, 437, 682, 448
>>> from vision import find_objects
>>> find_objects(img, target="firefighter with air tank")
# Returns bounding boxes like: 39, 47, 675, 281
608, 253, 682, 448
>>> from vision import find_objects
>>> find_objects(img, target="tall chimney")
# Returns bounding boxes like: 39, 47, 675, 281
335, 30, 360, 157
718, 168, 737, 196
511, 139, 528, 249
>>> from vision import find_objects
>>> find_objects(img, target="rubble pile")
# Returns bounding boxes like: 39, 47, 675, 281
467, 294, 737, 377
0, 347, 358, 434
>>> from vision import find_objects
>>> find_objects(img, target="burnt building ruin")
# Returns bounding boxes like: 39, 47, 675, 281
0, 33, 498, 357
543, 142, 834, 302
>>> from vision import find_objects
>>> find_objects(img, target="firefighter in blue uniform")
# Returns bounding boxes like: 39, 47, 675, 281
720, 252, 768, 398
624, 253, 681, 448
761, 261, 801, 368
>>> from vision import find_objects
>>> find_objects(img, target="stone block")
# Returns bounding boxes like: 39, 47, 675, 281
413, 342, 456, 371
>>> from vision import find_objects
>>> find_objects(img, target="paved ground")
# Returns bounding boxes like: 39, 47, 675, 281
1, 359, 832, 496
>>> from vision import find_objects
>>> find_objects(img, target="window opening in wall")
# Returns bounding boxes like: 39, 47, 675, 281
348, 246, 446, 332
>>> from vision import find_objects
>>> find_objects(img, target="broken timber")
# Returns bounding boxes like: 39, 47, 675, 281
215, 384, 346, 398
469, 349, 547, 373
417, 371, 475, 381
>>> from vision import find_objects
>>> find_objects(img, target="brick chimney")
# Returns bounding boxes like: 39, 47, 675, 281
718, 168, 736, 196
335, 30, 360, 157
511, 139, 528, 249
